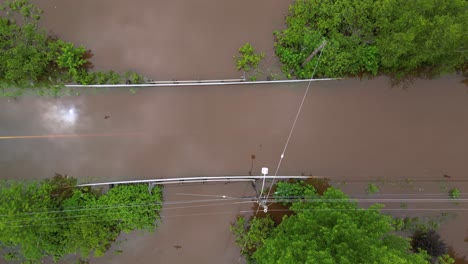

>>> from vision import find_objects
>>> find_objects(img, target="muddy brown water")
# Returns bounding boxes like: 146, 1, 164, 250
1, 78, 467, 262
33, 0, 291, 80
1, 0, 467, 262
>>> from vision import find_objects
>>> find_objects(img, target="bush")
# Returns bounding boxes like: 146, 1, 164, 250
0, 177, 163, 262
106, 70, 122, 84
411, 229, 448, 262
125, 71, 145, 84
0, 0, 146, 94
54, 40, 87, 78
449, 188, 460, 199
366, 183, 380, 194
274, 0, 467, 80
75, 71, 122, 85
230, 215, 275, 258
274, 181, 317, 205
234, 43, 264, 72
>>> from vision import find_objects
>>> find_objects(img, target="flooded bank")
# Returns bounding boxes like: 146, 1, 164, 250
91, 181, 255, 264
33, 0, 291, 80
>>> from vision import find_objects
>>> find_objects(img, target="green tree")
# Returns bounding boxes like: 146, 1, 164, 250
411, 229, 450, 263
96, 184, 163, 232
249, 187, 430, 263
0, 176, 163, 262
0, 0, 65, 92
0, 180, 58, 261
274, 0, 467, 80
0, 15, 49, 87
274, 180, 317, 205
231, 215, 275, 259
1, 0, 145, 95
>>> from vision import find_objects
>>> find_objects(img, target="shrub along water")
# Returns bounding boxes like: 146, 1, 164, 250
0, 174, 163, 262
274, 0, 467, 81
0, 0, 146, 96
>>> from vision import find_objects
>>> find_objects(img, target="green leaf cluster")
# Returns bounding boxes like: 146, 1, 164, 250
230, 215, 275, 262
449, 188, 460, 199
275, 0, 467, 80
234, 43, 265, 72
234, 183, 431, 263
366, 183, 380, 194
125, 71, 146, 84
0, 0, 147, 96
0, 176, 163, 262
274, 180, 317, 205
0, 1, 91, 92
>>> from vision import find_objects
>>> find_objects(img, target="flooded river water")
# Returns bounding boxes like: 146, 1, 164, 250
1, 78, 467, 262
1, 0, 467, 262
34, 0, 290, 80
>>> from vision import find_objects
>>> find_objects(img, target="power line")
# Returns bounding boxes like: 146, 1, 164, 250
2, 196, 466, 227
2, 189, 465, 226
2, 192, 465, 219
0, 197, 248, 217
264, 41, 327, 205
4, 206, 467, 229
2, 201, 254, 225
240, 208, 468, 213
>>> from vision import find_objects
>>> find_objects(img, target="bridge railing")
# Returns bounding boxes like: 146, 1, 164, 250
77, 175, 319, 187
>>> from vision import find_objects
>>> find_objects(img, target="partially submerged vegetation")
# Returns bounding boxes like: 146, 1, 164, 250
234, 43, 264, 81
274, 0, 467, 81
0, 174, 163, 263
449, 188, 461, 199
0, 0, 146, 97
366, 182, 380, 194
232, 180, 455, 264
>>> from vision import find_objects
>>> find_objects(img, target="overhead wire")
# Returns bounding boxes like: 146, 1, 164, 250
2, 193, 466, 227
0, 197, 250, 217
263, 40, 327, 204
5, 205, 467, 228
2, 190, 465, 221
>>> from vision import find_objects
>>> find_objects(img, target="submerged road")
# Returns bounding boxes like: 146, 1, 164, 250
1, 77, 467, 183
1, 76, 467, 261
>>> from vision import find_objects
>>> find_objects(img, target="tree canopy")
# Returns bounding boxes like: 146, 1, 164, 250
0, 175, 163, 262
0, 0, 90, 90
233, 183, 432, 264
274, 0, 468, 80
0, 0, 146, 96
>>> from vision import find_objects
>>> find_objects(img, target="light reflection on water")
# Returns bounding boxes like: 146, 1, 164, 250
41, 103, 79, 132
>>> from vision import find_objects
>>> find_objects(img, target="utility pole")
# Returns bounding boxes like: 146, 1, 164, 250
259, 167, 269, 213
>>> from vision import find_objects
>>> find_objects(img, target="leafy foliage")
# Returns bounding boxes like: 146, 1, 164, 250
411, 229, 448, 263
275, 0, 468, 80
449, 188, 460, 199
55, 41, 87, 78
125, 71, 146, 84
0, 0, 147, 96
0, 176, 163, 262
367, 183, 380, 194
274, 180, 317, 205
230, 215, 275, 261
234, 43, 264, 72
235, 184, 430, 263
